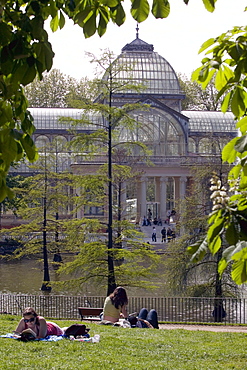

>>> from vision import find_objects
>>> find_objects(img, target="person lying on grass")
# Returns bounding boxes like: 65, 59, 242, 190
14, 307, 64, 339
128, 308, 159, 329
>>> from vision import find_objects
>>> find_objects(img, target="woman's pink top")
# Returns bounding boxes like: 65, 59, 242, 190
46, 321, 63, 336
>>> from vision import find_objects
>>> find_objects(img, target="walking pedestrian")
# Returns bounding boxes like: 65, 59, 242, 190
151, 226, 157, 242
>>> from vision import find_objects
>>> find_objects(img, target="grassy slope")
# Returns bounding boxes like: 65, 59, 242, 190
1, 315, 247, 369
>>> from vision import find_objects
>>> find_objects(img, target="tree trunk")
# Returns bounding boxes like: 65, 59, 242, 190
213, 248, 225, 322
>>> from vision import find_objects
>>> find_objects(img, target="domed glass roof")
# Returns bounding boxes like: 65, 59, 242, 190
109, 36, 182, 96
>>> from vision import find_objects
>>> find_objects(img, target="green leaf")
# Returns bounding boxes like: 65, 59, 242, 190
231, 87, 246, 118
131, 0, 150, 22
33, 41, 55, 73
83, 12, 97, 38
98, 7, 110, 37
236, 116, 247, 134
21, 63, 37, 86
208, 211, 219, 224
218, 258, 228, 276
235, 134, 247, 153
201, 69, 216, 89
0, 23, 12, 46
221, 91, 232, 113
187, 238, 208, 263
222, 137, 239, 163
191, 67, 200, 81
226, 223, 239, 245
151, 0, 170, 19
198, 38, 215, 54
50, 13, 59, 32
202, 0, 217, 12
111, 4, 126, 26
74, 9, 94, 26
232, 260, 247, 284
210, 235, 221, 254
0, 182, 9, 202
102, 0, 119, 6
0, 102, 13, 126
215, 66, 234, 91
59, 11, 66, 29
229, 164, 242, 180
20, 135, 39, 161
207, 216, 224, 244
218, 245, 236, 276
231, 241, 247, 260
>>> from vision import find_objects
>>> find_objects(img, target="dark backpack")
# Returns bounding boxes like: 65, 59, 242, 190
64, 324, 90, 338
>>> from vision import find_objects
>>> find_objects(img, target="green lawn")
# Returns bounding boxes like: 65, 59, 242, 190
1, 315, 247, 369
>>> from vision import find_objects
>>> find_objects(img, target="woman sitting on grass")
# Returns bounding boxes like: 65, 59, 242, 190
14, 307, 64, 339
102, 286, 128, 323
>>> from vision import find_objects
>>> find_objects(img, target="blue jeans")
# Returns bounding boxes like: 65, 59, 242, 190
138, 308, 159, 329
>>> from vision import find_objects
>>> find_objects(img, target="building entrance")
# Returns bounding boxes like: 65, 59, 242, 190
146, 202, 160, 220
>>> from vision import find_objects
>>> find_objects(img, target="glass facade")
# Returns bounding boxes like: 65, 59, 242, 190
114, 52, 181, 95
184, 111, 236, 133
117, 108, 185, 155
21, 37, 237, 162
102, 37, 182, 96
29, 108, 103, 131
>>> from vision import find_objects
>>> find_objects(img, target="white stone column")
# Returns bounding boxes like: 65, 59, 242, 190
140, 176, 147, 221
160, 176, 168, 221
180, 176, 187, 199
174, 177, 179, 205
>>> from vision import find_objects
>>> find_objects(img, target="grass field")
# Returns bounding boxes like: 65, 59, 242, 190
1, 315, 247, 369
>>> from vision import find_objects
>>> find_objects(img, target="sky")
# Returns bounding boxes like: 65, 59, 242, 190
46, 0, 246, 80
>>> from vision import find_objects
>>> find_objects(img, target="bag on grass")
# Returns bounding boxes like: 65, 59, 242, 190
64, 324, 90, 338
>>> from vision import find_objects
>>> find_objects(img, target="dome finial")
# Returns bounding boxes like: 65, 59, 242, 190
136, 23, 139, 39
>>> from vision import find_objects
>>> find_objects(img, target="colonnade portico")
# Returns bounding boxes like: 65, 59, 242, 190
137, 175, 188, 222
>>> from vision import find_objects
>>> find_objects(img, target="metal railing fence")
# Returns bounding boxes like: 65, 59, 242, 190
1, 294, 247, 324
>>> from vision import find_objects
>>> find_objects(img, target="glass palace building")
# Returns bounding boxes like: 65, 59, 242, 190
11, 34, 237, 223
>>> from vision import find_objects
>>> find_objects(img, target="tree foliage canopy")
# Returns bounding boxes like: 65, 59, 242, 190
189, 15, 247, 285
178, 74, 223, 111
25, 69, 99, 107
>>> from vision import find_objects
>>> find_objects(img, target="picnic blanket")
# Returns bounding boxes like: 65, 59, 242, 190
0, 333, 100, 342
0, 333, 65, 341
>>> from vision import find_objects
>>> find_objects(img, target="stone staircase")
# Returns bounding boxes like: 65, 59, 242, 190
138, 223, 176, 253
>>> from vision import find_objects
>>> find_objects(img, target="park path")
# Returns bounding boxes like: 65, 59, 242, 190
159, 323, 247, 333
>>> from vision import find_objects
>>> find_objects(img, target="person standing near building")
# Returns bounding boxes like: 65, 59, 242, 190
161, 227, 166, 242
151, 226, 157, 242
142, 216, 147, 226
167, 228, 173, 242
147, 208, 152, 225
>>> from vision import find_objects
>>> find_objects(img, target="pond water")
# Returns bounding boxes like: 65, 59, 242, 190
0, 258, 163, 297
0, 257, 103, 296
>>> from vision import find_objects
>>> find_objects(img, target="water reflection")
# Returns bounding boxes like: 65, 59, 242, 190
0, 258, 164, 297
0, 258, 102, 296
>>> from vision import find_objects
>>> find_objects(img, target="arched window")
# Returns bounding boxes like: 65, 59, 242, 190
117, 108, 186, 156
198, 138, 212, 154
52, 136, 67, 152
35, 135, 49, 150
188, 138, 196, 153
